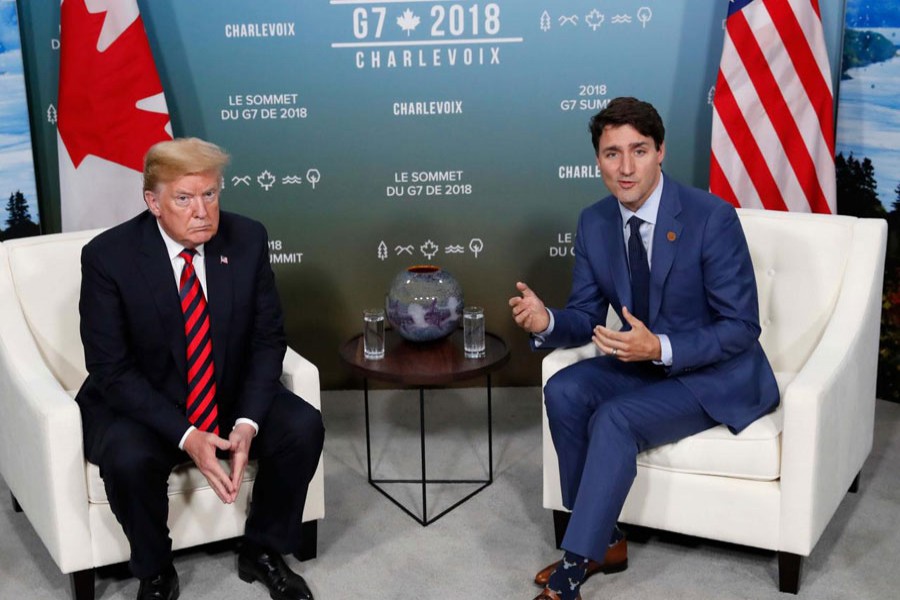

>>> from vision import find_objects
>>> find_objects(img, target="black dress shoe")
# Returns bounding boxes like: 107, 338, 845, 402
137, 569, 179, 600
238, 544, 314, 600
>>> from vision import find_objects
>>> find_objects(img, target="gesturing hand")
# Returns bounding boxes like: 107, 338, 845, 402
183, 429, 236, 503
509, 282, 550, 334
592, 306, 661, 362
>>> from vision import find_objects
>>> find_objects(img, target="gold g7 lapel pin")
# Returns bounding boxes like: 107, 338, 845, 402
667, 231, 677, 242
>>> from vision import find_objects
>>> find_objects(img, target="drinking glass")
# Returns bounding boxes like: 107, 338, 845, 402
463, 306, 485, 358
363, 308, 385, 360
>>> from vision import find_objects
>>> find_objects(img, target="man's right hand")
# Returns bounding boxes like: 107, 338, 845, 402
509, 282, 550, 334
183, 429, 236, 504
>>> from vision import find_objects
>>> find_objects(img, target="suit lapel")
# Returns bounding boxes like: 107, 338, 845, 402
601, 201, 632, 317
136, 214, 187, 379
649, 178, 683, 324
204, 234, 232, 387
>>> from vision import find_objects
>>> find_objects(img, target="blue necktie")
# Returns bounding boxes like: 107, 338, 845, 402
627, 216, 650, 324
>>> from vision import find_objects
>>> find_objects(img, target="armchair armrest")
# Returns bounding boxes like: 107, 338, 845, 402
541, 306, 618, 385
280, 345, 325, 522
281, 346, 321, 411
541, 343, 599, 509
542, 343, 601, 386
778, 219, 887, 555
0, 254, 92, 574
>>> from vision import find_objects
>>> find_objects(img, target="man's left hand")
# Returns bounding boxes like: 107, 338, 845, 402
593, 306, 662, 362
228, 423, 256, 497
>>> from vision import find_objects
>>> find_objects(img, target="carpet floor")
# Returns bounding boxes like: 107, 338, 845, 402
2, 387, 899, 599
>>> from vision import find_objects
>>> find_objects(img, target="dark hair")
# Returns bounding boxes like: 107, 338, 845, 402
589, 97, 665, 155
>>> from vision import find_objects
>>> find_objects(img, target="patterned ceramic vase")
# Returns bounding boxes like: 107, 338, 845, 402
386, 265, 463, 342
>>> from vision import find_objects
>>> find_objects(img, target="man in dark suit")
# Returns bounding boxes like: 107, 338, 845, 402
76, 138, 324, 600
509, 98, 779, 600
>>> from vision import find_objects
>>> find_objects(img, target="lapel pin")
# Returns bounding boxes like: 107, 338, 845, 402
667, 231, 677, 242
220, 255, 229, 264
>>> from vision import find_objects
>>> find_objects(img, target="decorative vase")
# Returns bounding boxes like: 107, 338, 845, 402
386, 265, 463, 342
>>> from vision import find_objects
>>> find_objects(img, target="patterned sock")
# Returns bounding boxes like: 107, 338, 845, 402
546, 550, 589, 600
610, 526, 624, 545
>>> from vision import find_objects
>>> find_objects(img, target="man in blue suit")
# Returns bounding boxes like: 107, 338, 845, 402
510, 98, 779, 600
76, 138, 324, 600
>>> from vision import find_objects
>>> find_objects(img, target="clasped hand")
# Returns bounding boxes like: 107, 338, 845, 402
593, 306, 662, 362
183, 423, 255, 504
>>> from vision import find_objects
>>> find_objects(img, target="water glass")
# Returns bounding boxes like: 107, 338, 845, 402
463, 306, 485, 358
363, 308, 385, 360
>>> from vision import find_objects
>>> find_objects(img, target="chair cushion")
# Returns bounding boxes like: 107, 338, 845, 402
68, 390, 261, 504
86, 461, 258, 504
635, 371, 793, 481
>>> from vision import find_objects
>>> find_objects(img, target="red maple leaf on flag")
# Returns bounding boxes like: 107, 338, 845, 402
58, 0, 171, 171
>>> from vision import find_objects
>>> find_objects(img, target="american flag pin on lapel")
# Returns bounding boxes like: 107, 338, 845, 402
220, 255, 229, 264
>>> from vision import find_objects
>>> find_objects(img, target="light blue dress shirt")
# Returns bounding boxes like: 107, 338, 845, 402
535, 174, 673, 366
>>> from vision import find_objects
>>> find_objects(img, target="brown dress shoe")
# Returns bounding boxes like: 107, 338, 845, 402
533, 536, 628, 587
533, 588, 581, 600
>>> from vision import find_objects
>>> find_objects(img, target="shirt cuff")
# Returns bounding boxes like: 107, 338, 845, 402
532, 309, 555, 347
235, 418, 259, 436
178, 426, 196, 450
177, 418, 259, 450
655, 333, 673, 366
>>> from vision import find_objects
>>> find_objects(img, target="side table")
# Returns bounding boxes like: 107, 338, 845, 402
339, 329, 509, 525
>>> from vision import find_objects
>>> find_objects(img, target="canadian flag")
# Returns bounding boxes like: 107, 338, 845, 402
57, 0, 172, 231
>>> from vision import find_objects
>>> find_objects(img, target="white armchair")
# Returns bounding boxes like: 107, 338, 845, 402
0, 229, 325, 600
541, 209, 887, 593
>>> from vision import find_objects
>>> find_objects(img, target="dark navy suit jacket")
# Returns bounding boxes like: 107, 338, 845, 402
540, 177, 779, 433
75, 210, 287, 456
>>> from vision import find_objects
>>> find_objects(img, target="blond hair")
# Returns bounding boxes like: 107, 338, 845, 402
143, 137, 230, 192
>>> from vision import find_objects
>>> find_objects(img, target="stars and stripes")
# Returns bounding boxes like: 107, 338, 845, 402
710, 0, 835, 213
179, 249, 219, 435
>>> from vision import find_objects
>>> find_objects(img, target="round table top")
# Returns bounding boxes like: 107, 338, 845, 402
339, 329, 509, 386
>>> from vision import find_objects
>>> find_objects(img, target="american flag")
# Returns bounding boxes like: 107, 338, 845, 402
710, 0, 835, 213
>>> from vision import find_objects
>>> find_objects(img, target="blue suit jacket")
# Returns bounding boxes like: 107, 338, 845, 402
75, 210, 287, 455
541, 177, 779, 433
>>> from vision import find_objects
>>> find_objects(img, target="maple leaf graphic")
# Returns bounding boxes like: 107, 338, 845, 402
257, 170, 276, 190
57, 0, 170, 170
420, 239, 439, 259
397, 9, 420, 36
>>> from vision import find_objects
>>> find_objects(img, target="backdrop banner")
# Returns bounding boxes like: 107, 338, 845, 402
17, 0, 846, 386
1, 0, 40, 240
835, 0, 900, 401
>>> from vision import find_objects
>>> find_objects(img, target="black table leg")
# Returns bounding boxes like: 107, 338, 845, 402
487, 374, 493, 483
365, 381, 495, 526
420, 387, 428, 522
364, 378, 373, 483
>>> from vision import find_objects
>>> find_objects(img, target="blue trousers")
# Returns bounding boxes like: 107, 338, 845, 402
544, 356, 717, 561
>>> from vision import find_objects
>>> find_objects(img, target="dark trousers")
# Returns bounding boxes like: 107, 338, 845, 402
90, 390, 324, 578
544, 357, 717, 562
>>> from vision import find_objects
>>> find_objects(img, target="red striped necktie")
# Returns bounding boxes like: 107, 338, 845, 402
179, 249, 219, 435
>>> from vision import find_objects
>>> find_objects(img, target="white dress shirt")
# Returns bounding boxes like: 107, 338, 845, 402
156, 222, 259, 448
